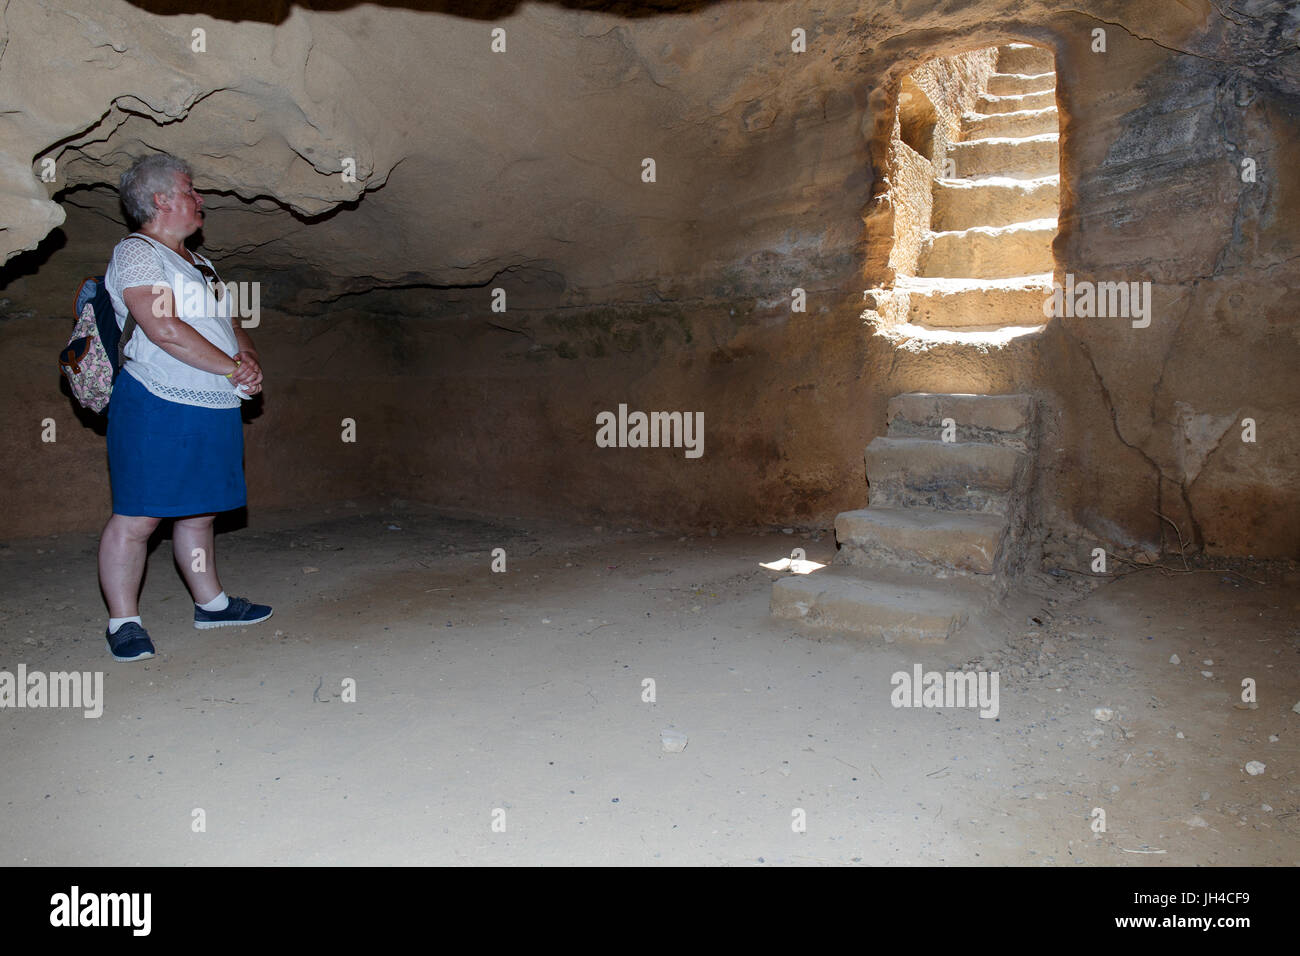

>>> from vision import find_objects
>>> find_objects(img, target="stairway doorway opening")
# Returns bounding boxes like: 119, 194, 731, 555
774, 42, 1062, 639
866, 42, 1060, 347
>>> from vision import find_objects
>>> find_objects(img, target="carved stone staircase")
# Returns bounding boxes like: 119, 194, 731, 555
899, 42, 1059, 335
771, 392, 1037, 642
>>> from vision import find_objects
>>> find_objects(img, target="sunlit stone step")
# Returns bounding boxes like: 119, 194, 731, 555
893, 274, 1053, 329
963, 106, 1058, 140
997, 43, 1054, 75
932, 175, 1059, 230
986, 71, 1056, 96
977, 89, 1056, 114
920, 218, 1057, 279
948, 133, 1059, 179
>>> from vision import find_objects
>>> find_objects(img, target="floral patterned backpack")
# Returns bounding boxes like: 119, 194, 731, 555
58, 238, 146, 413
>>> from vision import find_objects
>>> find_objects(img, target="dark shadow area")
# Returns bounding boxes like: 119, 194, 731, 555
56, 376, 111, 437
239, 395, 264, 424
214, 506, 250, 535
0, 228, 67, 292
897, 74, 938, 161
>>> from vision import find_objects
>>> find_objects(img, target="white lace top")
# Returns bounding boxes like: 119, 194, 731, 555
104, 233, 242, 409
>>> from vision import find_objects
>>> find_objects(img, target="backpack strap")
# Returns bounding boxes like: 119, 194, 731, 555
118, 310, 137, 371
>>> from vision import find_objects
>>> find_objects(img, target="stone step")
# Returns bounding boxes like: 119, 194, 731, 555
886, 392, 1035, 446
893, 274, 1053, 329
963, 106, 1058, 140
997, 43, 1054, 75
986, 71, 1056, 96
948, 133, 1058, 180
865, 436, 1026, 515
771, 564, 984, 642
932, 175, 1059, 231
891, 324, 1048, 342
977, 89, 1056, 114
835, 506, 1007, 575
919, 218, 1056, 279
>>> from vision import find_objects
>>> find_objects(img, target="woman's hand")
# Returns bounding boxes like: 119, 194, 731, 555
229, 350, 263, 395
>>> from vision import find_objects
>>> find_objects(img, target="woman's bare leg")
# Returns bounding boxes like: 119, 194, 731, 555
173, 513, 222, 605
98, 513, 163, 617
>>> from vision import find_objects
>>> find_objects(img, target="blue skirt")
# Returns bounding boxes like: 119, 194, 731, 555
107, 369, 247, 517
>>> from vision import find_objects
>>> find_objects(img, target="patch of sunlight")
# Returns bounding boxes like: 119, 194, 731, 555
760, 556, 826, 574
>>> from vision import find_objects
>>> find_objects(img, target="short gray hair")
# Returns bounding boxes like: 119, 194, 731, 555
119, 153, 193, 227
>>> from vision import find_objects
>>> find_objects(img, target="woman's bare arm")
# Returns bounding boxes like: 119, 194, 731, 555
122, 284, 239, 376
233, 325, 258, 359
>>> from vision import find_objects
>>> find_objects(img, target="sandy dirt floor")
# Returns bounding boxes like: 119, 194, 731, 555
1, 500, 1296, 866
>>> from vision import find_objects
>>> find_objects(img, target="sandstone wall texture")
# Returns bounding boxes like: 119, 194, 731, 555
884, 131, 936, 278
1, 1, 1297, 561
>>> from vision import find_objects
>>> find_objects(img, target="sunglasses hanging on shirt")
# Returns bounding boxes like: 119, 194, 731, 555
193, 260, 225, 302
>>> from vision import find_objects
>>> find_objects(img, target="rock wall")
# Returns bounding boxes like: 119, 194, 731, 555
1, 0, 1297, 560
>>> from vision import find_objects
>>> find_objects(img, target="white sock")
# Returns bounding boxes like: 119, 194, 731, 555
197, 591, 229, 612
108, 615, 141, 634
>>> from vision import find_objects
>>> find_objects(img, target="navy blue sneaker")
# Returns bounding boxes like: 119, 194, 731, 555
194, 595, 273, 629
106, 622, 156, 662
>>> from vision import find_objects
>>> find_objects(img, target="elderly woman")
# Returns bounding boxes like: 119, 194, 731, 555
98, 153, 271, 662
